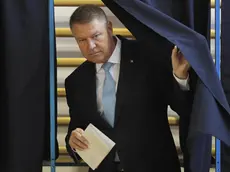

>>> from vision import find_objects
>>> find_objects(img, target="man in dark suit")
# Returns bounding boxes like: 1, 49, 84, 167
65, 5, 193, 172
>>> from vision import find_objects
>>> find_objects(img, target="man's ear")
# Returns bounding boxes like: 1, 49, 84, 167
107, 21, 113, 34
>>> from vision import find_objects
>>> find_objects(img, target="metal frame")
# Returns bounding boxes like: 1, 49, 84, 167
49, 0, 56, 171
49, 0, 221, 171
215, 0, 221, 171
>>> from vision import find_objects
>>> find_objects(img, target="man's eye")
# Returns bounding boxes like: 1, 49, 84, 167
94, 34, 100, 38
78, 39, 84, 43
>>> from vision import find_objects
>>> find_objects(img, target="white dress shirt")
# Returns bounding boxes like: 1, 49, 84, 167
95, 37, 189, 113
96, 37, 121, 113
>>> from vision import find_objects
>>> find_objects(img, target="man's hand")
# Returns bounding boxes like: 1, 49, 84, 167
171, 46, 190, 79
69, 128, 89, 151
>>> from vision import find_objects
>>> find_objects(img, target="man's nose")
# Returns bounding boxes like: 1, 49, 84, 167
88, 39, 96, 50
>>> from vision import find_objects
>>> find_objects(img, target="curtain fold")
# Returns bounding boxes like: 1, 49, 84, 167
0, 0, 59, 171
102, 0, 230, 171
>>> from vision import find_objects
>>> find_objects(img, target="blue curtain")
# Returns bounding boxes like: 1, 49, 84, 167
102, 0, 230, 171
0, 0, 59, 171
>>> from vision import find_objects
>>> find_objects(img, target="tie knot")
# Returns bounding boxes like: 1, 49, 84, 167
102, 62, 113, 72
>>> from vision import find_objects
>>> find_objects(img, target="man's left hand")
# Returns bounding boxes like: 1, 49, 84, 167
171, 46, 190, 79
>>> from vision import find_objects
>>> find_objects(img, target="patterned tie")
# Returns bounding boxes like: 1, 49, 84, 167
102, 62, 116, 127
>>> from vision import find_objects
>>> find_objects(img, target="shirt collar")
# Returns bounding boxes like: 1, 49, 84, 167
96, 36, 121, 72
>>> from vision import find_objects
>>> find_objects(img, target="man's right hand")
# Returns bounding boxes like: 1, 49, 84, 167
69, 128, 89, 151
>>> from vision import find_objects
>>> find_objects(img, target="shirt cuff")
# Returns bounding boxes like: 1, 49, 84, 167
173, 73, 190, 91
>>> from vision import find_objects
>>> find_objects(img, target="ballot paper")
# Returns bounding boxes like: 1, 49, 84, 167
75, 123, 116, 170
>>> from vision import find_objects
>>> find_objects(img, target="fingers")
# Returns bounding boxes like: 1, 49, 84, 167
172, 46, 190, 74
175, 46, 181, 53
172, 46, 182, 60
172, 46, 178, 57
173, 46, 187, 61
70, 139, 84, 151
76, 128, 89, 145
72, 134, 88, 149
69, 128, 90, 151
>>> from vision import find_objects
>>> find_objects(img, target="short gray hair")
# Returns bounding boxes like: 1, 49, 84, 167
69, 5, 108, 28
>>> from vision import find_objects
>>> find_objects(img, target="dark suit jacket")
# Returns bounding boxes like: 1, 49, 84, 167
65, 37, 192, 172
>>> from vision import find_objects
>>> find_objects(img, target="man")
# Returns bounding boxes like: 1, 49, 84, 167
65, 5, 192, 172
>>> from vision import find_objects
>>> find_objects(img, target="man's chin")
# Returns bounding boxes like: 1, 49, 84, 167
92, 58, 107, 64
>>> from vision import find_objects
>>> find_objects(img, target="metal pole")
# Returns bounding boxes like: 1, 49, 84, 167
49, 0, 56, 171
215, 0, 221, 171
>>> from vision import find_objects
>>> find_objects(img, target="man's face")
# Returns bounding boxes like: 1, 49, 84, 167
71, 19, 115, 63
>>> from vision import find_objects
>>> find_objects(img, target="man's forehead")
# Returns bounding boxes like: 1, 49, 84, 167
75, 19, 105, 28
72, 20, 106, 37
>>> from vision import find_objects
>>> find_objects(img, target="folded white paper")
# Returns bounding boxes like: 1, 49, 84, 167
75, 123, 116, 170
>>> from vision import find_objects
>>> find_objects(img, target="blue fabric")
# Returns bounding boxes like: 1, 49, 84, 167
103, 0, 230, 147
102, 62, 116, 127
101, 0, 230, 171
0, 0, 59, 171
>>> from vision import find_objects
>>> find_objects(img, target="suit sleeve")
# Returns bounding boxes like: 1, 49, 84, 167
168, 72, 193, 116
169, 68, 198, 170
64, 77, 86, 163
145, 40, 194, 115
155, 43, 194, 116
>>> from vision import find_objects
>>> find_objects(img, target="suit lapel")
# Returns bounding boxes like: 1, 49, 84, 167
81, 62, 98, 115
114, 38, 138, 126
83, 61, 114, 129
